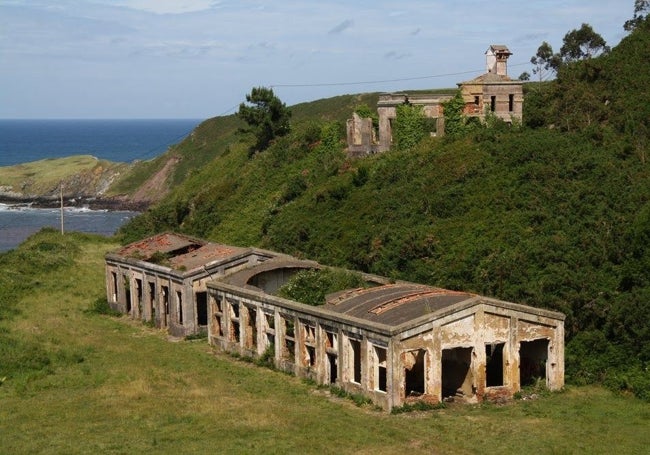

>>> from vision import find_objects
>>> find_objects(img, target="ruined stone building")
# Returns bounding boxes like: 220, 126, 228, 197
104, 233, 286, 337
106, 233, 565, 411
347, 45, 524, 156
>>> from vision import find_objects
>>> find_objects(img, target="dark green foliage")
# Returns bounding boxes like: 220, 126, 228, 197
530, 16, 650, 134
559, 23, 610, 62
442, 91, 467, 137
277, 268, 368, 306
184, 332, 208, 341
391, 400, 446, 414
87, 297, 121, 316
329, 386, 374, 407
238, 86, 292, 155
393, 103, 427, 151
624, 0, 650, 31
354, 103, 379, 133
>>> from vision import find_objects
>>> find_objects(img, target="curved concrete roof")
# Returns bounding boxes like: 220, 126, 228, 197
220, 258, 320, 288
325, 283, 475, 326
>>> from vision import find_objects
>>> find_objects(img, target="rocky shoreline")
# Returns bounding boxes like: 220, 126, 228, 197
0, 195, 149, 212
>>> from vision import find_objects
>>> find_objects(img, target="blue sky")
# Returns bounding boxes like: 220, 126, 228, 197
0, 0, 634, 119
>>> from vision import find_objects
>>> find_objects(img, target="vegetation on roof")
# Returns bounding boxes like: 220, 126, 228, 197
277, 268, 368, 306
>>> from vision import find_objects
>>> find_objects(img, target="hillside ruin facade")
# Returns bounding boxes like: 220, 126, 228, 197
106, 233, 564, 411
347, 45, 524, 156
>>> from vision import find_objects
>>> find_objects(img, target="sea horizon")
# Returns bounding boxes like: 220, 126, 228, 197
0, 118, 202, 167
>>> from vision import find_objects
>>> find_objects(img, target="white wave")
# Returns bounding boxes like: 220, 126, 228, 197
64, 206, 108, 213
0, 202, 35, 211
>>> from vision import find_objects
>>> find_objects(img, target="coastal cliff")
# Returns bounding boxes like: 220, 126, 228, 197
0, 155, 146, 210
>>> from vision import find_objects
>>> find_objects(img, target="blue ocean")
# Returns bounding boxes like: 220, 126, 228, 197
0, 118, 201, 252
0, 119, 200, 166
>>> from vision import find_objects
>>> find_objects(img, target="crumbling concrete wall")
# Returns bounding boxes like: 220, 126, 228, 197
206, 280, 564, 411
346, 113, 378, 157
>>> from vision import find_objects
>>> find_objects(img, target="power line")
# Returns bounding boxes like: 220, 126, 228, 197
270, 61, 531, 89
132, 61, 534, 161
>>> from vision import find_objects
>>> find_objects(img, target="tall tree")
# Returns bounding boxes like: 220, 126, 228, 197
238, 87, 291, 155
560, 23, 610, 62
624, 0, 650, 31
530, 41, 559, 81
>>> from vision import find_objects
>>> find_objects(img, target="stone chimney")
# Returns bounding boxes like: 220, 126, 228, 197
485, 45, 512, 76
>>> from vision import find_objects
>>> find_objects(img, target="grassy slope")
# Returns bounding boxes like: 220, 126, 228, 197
0, 155, 129, 197
1, 231, 649, 454
107, 93, 381, 200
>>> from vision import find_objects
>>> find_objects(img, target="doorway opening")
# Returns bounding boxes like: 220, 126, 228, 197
404, 349, 426, 397
442, 347, 473, 399
485, 343, 505, 387
519, 339, 548, 386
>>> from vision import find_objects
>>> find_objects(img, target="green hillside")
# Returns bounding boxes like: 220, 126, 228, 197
118, 20, 650, 399
107, 93, 380, 199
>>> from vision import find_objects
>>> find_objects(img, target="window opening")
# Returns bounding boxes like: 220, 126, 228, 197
302, 323, 316, 367
326, 331, 337, 349
196, 291, 208, 326
213, 296, 223, 337
306, 346, 316, 367
148, 282, 156, 321
485, 343, 505, 387
229, 301, 240, 343
124, 274, 131, 313
231, 321, 240, 343
490, 96, 496, 112
327, 353, 338, 384
508, 94, 514, 112
111, 272, 118, 301
264, 312, 275, 345
161, 285, 169, 327
375, 346, 387, 392
281, 315, 295, 362
135, 278, 143, 315
349, 338, 361, 383
245, 306, 257, 349
176, 291, 183, 325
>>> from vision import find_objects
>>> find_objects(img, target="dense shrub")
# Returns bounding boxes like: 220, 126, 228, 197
277, 268, 368, 306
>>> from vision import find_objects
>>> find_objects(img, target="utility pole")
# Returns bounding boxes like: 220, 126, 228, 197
60, 182, 64, 235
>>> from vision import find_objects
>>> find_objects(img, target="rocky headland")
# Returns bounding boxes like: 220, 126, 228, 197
0, 155, 149, 211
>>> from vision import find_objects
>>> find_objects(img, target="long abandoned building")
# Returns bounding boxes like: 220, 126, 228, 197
106, 233, 565, 411
347, 44, 524, 156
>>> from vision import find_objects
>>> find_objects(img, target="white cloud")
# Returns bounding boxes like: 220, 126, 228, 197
109, 0, 220, 15
0, 0, 634, 118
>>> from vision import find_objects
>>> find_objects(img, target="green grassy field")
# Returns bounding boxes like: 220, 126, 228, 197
1, 232, 649, 454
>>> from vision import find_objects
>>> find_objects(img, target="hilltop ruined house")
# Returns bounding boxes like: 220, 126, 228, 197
347, 45, 524, 156
106, 233, 564, 411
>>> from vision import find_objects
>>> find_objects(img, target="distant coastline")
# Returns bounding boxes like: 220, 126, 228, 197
0, 194, 149, 212
0, 118, 200, 211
